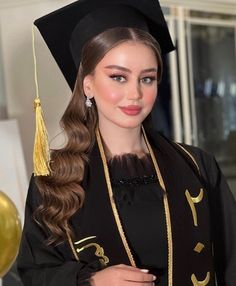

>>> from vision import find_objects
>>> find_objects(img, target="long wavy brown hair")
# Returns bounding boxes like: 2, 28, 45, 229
35, 27, 163, 244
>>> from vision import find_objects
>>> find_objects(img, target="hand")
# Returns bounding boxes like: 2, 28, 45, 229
90, 264, 156, 286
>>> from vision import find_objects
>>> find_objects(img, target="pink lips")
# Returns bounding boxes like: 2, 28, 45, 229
119, 105, 142, 116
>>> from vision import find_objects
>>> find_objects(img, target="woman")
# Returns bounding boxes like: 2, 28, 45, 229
17, 0, 236, 286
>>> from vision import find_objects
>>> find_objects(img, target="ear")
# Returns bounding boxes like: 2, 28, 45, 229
83, 75, 94, 98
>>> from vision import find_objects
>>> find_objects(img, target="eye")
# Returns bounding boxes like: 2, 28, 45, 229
110, 75, 126, 82
141, 76, 157, 84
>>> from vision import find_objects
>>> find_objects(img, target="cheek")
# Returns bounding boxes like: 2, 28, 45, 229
143, 88, 158, 107
94, 81, 124, 104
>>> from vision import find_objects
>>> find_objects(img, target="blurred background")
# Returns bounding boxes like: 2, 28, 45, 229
0, 0, 235, 285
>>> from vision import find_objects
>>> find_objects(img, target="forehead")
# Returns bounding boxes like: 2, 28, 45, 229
95, 40, 158, 69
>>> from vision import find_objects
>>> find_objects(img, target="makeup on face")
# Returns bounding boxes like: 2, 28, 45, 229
84, 41, 158, 129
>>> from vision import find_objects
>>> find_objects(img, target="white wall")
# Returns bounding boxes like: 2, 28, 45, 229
0, 0, 73, 177
0, 119, 28, 221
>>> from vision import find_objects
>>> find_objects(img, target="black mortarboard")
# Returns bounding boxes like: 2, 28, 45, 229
34, 0, 175, 91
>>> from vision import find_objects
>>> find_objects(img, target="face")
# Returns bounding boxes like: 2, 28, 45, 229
83, 41, 158, 131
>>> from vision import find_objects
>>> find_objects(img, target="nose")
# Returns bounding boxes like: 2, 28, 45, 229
127, 81, 142, 100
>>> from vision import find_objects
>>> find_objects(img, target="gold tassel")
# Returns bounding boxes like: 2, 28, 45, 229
33, 98, 50, 176
32, 25, 50, 176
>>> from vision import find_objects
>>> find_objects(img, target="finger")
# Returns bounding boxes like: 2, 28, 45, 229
115, 264, 149, 273
123, 271, 156, 283
124, 281, 155, 286
116, 264, 149, 273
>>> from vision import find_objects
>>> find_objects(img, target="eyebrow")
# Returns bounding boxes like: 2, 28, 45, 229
104, 65, 158, 74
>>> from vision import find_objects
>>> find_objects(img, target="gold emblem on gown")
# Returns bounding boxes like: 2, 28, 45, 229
74, 236, 109, 266
191, 272, 210, 286
185, 188, 204, 227
194, 242, 205, 254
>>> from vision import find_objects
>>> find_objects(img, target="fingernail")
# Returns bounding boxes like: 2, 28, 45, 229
153, 275, 157, 281
140, 269, 149, 273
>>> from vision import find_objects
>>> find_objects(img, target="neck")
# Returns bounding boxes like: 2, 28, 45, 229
98, 122, 148, 158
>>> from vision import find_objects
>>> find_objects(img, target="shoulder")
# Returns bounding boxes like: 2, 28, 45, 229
147, 129, 222, 188
25, 174, 43, 212
176, 143, 216, 168
149, 129, 217, 172
175, 142, 221, 189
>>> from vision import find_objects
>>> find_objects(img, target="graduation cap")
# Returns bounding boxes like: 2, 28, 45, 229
34, 0, 175, 91
32, 0, 174, 176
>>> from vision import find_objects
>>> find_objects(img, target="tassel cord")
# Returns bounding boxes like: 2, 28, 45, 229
32, 25, 51, 176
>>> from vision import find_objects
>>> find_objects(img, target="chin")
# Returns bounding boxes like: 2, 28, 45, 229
114, 119, 144, 129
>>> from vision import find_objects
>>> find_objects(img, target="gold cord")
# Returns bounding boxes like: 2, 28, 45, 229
96, 126, 173, 285
175, 143, 200, 175
66, 230, 79, 261
142, 127, 173, 286
32, 25, 40, 100
96, 127, 136, 267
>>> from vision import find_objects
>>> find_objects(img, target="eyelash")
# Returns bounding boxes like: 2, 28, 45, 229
141, 76, 157, 84
110, 75, 157, 84
110, 75, 126, 82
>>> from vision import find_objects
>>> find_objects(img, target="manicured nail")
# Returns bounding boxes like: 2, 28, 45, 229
140, 269, 149, 273
153, 275, 157, 281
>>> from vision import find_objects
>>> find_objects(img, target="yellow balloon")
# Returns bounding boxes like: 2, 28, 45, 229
0, 191, 22, 278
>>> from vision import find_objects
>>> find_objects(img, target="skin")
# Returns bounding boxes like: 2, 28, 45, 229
90, 264, 156, 286
83, 41, 159, 157
83, 41, 159, 285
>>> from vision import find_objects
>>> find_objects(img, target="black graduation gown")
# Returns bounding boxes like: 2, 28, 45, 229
17, 132, 236, 286
108, 153, 168, 285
